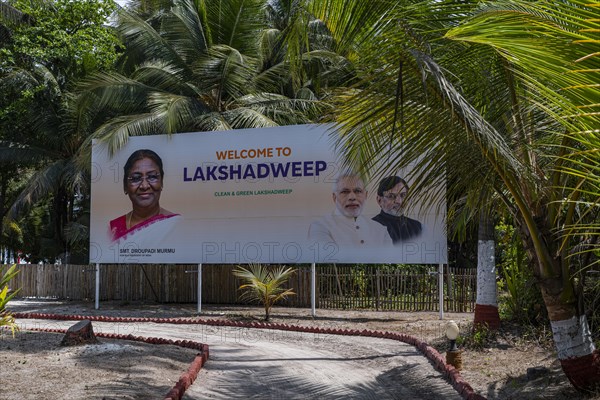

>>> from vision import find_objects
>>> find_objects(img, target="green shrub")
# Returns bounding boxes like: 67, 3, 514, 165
496, 220, 546, 324
460, 323, 496, 350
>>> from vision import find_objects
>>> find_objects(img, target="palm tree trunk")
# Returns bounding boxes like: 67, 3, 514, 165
538, 273, 600, 391
264, 302, 270, 321
523, 222, 600, 391
473, 211, 500, 330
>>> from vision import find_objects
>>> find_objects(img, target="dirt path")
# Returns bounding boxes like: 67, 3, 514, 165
12, 317, 462, 400
5, 299, 594, 400
191, 331, 458, 400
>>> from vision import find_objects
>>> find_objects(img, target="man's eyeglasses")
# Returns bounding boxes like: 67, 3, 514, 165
127, 173, 161, 186
383, 192, 407, 201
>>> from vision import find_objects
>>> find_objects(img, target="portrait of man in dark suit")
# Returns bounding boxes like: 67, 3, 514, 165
372, 176, 422, 243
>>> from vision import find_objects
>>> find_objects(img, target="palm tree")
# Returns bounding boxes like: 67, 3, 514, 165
76, 0, 336, 156
308, 0, 599, 391
441, 3, 599, 390
233, 264, 296, 321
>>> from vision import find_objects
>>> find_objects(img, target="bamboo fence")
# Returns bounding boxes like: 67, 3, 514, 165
5, 264, 476, 312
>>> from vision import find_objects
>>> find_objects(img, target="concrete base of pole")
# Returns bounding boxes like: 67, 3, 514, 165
446, 350, 463, 370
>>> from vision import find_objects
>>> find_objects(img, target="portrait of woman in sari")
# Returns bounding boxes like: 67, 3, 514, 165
109, 149, 181, 244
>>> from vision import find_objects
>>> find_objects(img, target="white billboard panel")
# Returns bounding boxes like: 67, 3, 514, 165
90, 124, 447, 264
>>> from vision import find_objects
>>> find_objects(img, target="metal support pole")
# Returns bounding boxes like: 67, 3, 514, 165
197, 263, 202, 313
311, 263, 316, 317
439, 263, 444, 320
95, 263, 100, 310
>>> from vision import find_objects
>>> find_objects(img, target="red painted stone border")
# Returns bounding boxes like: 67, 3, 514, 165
13, 312, 486, 400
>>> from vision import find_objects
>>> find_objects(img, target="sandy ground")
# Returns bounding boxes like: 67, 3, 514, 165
1, 299, 597, 399
2, 331, 195, 399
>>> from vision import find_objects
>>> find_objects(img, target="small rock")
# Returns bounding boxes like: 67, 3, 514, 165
526, 366, 549, 381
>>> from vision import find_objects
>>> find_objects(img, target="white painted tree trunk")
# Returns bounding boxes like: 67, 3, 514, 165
551, 315, 596, 360
474, 212, 500, 329
476, 239, 497, 306
550, 314, 600, 390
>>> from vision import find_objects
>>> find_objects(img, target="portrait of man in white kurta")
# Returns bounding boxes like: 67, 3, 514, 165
308, 172, 392, 249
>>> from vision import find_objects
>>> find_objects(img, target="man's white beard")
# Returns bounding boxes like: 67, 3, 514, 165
384, 207, 403, 217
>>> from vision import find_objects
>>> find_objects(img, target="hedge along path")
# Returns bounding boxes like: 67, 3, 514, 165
12, 312, 486, 400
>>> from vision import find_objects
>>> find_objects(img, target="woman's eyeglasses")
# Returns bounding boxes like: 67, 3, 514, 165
127, 174, 161, 186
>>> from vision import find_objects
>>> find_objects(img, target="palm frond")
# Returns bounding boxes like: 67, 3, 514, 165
191, 112, 232, 132
204, 0, 264, 52
78, 71, 154, 114
147, 91, 211, 133
308, 0, 392, 57
166, 0, 210, 58
93, 113, 160, 156
192, 45, 256, 101
7, 160, 66, 219
115, 6, 190, 74
131, 61, 196, 95
222, 107, 277, 129
445, 1, 598, 133
63, 220, 90, 247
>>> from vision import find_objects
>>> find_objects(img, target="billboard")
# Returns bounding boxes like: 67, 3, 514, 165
90, 124, 446, 264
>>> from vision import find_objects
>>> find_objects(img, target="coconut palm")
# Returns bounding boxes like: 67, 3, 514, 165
233, 264, 296, 321
442, 5, 599, 388
308, 0, 599, 390
76, 0, 341, 157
